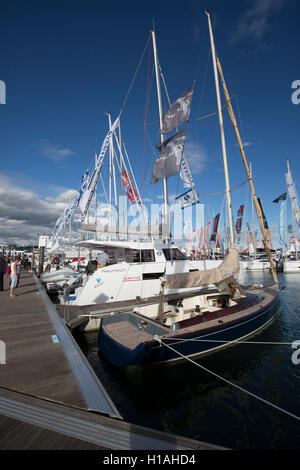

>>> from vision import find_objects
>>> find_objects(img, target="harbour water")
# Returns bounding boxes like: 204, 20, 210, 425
72, 271, 300, 450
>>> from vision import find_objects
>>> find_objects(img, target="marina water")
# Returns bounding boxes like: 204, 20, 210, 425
72, 271, 300, 450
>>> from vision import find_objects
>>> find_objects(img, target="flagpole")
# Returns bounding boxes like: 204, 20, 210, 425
151, 29, 169, 241
205, 11, 234, 247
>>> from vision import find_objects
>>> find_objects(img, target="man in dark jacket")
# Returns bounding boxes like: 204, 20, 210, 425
0, 252, 6, 291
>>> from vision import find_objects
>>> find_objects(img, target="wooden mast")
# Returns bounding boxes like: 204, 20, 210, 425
216, 55, 278, 283
206, 11, 235, 247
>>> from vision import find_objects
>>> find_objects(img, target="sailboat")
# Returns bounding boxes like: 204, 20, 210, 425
57, 29, 225, 314
97, 13, 280, 367
240, 165, 271, 272
283, 160, 300, 273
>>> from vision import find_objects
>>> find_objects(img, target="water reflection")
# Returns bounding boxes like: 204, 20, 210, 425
73, 271, 300, 449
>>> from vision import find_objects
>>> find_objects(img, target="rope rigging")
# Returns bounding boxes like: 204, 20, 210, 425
154, 336, 300, 423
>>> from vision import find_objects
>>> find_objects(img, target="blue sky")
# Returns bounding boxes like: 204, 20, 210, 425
0, 0, 299, 246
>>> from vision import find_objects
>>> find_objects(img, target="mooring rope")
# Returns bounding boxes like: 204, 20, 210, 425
279, 292, 300, 323
154, 336, 300, 423
162, 337, 296, 346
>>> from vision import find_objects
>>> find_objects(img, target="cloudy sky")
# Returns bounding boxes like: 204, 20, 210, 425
0, 0, 299, 246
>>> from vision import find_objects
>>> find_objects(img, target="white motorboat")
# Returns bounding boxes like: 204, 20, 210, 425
283, 259, 300, 273
240, 257, 270, 271
40, 267, 78, 288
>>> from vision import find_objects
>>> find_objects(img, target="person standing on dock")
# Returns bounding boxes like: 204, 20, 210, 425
0, 253, 6, 291
15, 256, 21, 287
9, 257, 20, 297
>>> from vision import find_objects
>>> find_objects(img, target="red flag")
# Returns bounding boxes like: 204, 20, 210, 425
122, 171, 131, 189
122, 171, 139, 203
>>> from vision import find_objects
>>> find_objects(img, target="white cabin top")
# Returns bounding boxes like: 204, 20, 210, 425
75, 239, 188, 263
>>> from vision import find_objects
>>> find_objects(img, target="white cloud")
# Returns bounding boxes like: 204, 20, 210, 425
0, 174, 78, 245
230, 0, 287, 45
235, 141, 254, 148
184, 141, 207, 175
33, 140, 76, 162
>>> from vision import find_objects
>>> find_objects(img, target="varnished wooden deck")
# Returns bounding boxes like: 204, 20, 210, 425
104, 320, 154, 350
0, 271, 225, 450
0, 272, 86, 407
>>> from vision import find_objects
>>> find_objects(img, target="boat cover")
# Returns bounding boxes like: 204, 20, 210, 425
162, 247, 240, 289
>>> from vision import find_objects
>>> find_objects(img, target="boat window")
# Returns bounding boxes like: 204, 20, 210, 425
125, 249, 141, 263
162, 248, 188, 261
124, 249, 155, 263
141, 249, 155, 262
142, 272, 164, 280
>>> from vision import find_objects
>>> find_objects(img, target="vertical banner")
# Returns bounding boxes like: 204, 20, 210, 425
121, 170, 139, 203
237, 205, 244, 217
201, 222, 211, 251
235, 218, 242, 234
210, 214, 220, 242
80, 116, 120, 221
257, 198, 269, 229
273, 193, 287, 247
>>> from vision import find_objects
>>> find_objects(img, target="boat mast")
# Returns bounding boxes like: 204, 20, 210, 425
286, 160, 298, 259
106, 112, 119, 237
205, 11, 235, 247
250, 162, 257, 258
215, 55, 278, 283
151, 29, 169, 241
94, 152, 98, 239
106, 113, 113, 229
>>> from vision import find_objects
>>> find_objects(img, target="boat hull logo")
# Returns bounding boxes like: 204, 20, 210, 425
94, 278, 104, 288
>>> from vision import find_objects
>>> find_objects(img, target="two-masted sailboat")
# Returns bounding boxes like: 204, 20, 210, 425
97, 12, 280, 367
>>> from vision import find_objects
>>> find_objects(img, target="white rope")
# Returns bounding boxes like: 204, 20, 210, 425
162, 337, 296, 346
154, 336, 300, 423
279, 292, 300, 323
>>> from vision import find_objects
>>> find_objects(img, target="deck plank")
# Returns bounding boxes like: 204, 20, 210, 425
0, 272, 87, 409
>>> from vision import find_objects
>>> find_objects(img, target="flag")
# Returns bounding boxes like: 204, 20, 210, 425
279, 199, 287, 246
121, 170, 139, 203
80, 115, 120, 220
50, 168, 90, 241
201, 222, 211, 251
121, 170, 131, 189
257, 198, 269, 229
210, 214, 220, 242
235, 218, 242, 234
151, 129, 187, 184
179, 153, 193, 188
273, 192, 287, 203
126, 186, 139, 203
285, 168, 300, 225
237, 205, 244, 216
160, 84, 194, 134
175, 189, 198, 208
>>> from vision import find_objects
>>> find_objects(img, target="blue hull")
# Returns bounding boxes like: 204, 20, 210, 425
98, 288, 280, 367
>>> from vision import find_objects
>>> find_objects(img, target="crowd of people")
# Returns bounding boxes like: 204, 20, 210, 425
0, 252, 32, 297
